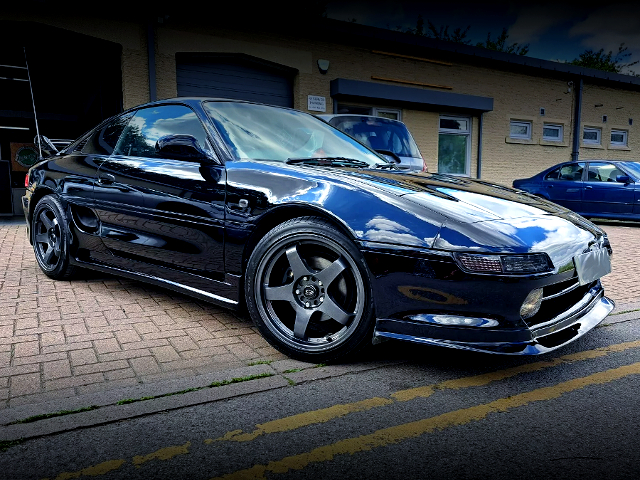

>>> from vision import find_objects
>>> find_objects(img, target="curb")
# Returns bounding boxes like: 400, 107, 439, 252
0, 358, 403, 442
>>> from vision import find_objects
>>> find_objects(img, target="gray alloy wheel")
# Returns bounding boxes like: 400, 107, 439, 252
32, 195, 76, 280
245, 217, 375, 362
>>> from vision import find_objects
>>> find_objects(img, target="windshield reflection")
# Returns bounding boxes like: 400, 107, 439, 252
203, 102, 383, 166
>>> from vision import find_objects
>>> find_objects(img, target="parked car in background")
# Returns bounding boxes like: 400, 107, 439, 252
24, 99, 613, 362
513, 160, 640, 221
318, 114, 427, 172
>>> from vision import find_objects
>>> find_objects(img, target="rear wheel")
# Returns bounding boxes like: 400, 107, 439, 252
245, 217, 375, 362
32, 195, 77, 280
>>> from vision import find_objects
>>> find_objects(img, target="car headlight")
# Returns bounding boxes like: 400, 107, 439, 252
455, 253, 553, 274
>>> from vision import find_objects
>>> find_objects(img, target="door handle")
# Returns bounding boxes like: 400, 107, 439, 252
98, 173, 116, 184
585, 186, 592, 189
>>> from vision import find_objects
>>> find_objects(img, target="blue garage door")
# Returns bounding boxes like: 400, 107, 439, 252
176, 54, 295, 108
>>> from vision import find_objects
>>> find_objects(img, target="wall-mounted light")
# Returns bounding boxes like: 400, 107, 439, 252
317, 59, 330, 74
540, 107, 546, 116
602, 115, 608, 123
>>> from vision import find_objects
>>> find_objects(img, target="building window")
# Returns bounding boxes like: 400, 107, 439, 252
438, 115, 471, 175
510, 120, 532, 139
583, 127, 601, 145
374, 108, 401, 121
543, 123, 563, 142
610, 129, 628, 146
335, 104, 402, 121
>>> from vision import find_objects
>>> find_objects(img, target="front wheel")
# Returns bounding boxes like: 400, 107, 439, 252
245, 217, 375, 362
32, 195, 77, 280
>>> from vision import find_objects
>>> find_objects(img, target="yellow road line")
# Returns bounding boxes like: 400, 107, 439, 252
211, 362, 640, 480
42, 339, 640, 480
212, 339, 640, 442
45, 460, 126, 480
132, 442, 191, 466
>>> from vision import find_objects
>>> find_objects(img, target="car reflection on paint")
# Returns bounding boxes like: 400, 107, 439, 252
23, 98, 614, 362
513, 160, 640, 221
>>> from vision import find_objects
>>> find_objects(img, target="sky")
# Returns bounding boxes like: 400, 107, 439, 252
324, 1, 640, 73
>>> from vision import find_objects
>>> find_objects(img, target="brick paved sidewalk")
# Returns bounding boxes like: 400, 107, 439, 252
0, 221, 286, 410
1, 220, 638, 410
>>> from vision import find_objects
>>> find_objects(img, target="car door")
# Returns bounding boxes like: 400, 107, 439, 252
52, 113, 132, 215
94, 103, 228, 296
582, 162, 635, 216
542, 162, 585, 212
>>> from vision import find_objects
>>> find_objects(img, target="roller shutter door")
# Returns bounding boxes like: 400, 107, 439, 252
176, 55, 294, 108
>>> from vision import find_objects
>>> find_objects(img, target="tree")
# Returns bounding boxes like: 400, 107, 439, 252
404, 14, 471, 44
403, 17, 527, 55
476, 28, 529, 56
568, 43, 638, 75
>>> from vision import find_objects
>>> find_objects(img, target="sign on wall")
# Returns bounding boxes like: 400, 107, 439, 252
11, 143, 39, 172
307, 95, 326, 112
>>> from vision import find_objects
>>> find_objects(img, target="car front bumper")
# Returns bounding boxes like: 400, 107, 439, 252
373, 282, 614, 354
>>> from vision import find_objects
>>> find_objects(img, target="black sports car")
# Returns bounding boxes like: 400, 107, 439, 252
23, 98, 614, 361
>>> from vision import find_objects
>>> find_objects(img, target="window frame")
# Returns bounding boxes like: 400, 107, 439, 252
610, 129, 628, 147
542, 123, 563, 142
509, 120, 532, 140
582, 126, 602, 145
438, 114, 471, 176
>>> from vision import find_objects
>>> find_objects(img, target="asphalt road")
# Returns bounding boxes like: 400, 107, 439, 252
2, 314, 640, 480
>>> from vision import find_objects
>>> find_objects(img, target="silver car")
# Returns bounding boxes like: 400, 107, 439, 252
318, 114, 426, 172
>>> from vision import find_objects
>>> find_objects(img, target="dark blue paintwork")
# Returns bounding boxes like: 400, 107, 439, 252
513, 160, 640, 221
22, 98, 615, 355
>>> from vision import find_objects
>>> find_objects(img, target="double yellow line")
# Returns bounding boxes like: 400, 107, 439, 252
46, 340, 640, 480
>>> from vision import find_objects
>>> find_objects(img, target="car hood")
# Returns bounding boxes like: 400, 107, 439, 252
331, 169, 567, 222
323, 168, 605, 265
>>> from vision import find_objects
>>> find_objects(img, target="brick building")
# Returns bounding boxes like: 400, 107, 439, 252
1, 11, 639, 215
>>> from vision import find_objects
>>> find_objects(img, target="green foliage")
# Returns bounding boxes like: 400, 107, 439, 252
568, 43, 639, 75
403, 15, 471, 44
210, 372, 274, 388
8, 406, 100, 425
476, 27, 529, 55
247, 360, 273, 366
402, 16, 527, 56
0, 439, 24, 453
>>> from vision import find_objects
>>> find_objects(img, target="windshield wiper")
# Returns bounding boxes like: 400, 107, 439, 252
286, 157, 371, 168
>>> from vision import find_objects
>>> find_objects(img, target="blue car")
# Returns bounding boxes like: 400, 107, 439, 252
513, 160, 640, 220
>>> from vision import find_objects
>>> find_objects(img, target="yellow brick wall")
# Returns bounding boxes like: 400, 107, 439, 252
9, 16, 639, 188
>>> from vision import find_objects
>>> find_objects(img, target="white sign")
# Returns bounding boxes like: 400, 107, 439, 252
307, 95, 326, 112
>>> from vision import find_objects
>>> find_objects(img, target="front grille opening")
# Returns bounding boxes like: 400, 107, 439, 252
537, 324, 580, 348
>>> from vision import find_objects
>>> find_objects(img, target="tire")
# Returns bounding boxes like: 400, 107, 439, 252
245, 217, 375, 362
32, 195, 77, 280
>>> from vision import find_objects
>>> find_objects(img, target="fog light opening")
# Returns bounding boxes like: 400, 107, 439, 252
521, 288, 543, 320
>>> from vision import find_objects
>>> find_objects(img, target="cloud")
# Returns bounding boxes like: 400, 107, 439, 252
568, 5, 640, 53
326, 1, 408, 28
508, 4, 574, 45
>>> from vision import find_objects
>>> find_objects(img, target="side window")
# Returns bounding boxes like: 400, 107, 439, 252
82, 112, 134, 155
587, 162, 623, 182
545, 163, 584, 181
114, 105, 209, 159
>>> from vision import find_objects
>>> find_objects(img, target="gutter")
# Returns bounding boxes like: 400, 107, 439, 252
147, 18, 157, 102
571, 78, 583, 162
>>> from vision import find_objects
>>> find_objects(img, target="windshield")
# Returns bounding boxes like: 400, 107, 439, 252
329, 116, 421, 158
203, 102, 384, 166
622, 161, 640, 180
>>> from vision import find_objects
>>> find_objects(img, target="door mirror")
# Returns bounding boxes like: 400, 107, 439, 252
155, 134, 212, 161
616, 175, 632, 184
